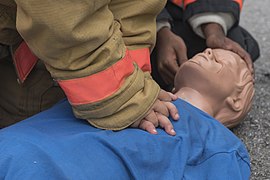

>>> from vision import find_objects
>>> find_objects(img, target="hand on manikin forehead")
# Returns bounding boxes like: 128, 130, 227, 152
174, 48, 250, 98
173, 48, 254, 127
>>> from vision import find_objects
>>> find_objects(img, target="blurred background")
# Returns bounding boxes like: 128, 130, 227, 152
232, 0, 270, 179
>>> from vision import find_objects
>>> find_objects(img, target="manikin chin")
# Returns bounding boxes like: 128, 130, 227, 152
173, 48, 254, 128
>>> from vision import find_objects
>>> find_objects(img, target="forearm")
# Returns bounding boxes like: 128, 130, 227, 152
201, 23, 225, 39
188, 12, 235, 38
110, 0, 166, 51
15, 0, 161, 130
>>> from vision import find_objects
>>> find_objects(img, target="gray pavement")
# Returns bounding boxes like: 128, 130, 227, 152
232, 0, 270, 179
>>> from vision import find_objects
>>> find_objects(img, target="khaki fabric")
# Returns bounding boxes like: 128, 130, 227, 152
0, 1, 65, 128
108, 0, 164, 50
76, 67, 160, 130
4, 0, 166, 129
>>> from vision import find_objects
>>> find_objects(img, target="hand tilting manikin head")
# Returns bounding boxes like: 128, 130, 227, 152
174, 48, 254, 128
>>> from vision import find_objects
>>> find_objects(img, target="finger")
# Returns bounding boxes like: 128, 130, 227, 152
158, 89, 176, 101
158, 62, 176, 85
161, 68, 175, 85
166, 57, 179, 75
152, 100, 169, 117
164, 101, 179, 120
238, 53, 254, 75
159, 58, 178, 85
157, 113, 176, 136
175, 46, 188, 66
243, 54, 254, 75
240, 52, 254, 74
226, 40, 254, 74
233, 44, 254, 73
144, 110, 159, 127
174, 36, 188, 65
167, 91, 178, 101
139, 119, 158, 135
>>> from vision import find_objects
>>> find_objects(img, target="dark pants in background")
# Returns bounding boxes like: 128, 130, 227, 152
0, 55, 65, 128
0, 2, 65, 128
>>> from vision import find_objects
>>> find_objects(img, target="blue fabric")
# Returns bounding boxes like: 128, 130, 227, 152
0, 99, 250, 180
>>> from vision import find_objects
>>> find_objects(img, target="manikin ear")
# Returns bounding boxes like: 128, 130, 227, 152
226, 96, 242, 112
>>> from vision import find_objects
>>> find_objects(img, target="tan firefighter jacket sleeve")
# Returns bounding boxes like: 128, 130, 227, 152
15, 0, 167, 130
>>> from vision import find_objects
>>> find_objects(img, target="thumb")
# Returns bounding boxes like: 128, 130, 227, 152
175, 43, 188, 65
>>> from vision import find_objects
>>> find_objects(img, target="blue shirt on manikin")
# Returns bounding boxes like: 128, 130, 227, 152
0, 99, 250, 179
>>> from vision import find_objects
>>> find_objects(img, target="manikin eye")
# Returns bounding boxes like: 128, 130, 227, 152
212, 53, 223, 65
214, 58, 220, 63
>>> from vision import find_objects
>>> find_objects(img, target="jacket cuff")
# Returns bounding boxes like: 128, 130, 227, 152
188, 12, 235, 38
72, 67, 160, 130
157, 20, 171, 32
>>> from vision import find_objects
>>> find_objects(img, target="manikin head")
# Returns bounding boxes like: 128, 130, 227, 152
174, 48, 254, 128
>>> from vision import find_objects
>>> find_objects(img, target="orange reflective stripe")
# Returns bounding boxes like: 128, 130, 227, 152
171, 0, 183, 7
182, 0, 242, 10
58, 50, 135, 105
13, 41, 38, 83
129, 48, 151, 72
183, 0, 196, 9
233, 0, 243, 10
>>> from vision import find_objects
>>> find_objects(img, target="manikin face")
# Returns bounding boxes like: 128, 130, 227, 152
174, 48, 250, 102
174, 48, 254, 126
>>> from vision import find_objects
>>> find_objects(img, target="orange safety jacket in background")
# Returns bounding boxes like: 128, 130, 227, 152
173, 0, 242, 21
171, 0, 242, 9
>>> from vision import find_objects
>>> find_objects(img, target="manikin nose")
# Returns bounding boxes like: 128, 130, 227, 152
204, 48, 214, 59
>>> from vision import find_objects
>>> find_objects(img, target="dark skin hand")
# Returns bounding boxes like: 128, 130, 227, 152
155, 27, 188, 85
155, 23, 254, 86
201, 23, 254, 75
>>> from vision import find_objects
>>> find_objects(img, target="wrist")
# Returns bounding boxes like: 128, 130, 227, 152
201, 23, 225, 39
157, 20, 171, 32
157, 26, 171, 35
157, 26, 173, 40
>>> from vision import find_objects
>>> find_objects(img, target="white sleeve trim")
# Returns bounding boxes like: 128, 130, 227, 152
156, 20, 171, 32
188, 12, 235, 38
